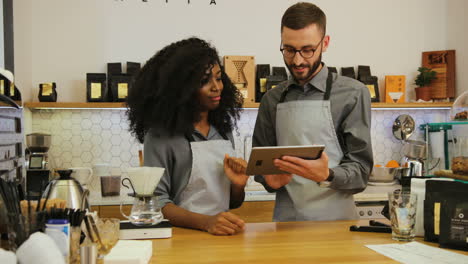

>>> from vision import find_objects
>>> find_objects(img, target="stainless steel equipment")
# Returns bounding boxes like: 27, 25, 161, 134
0, 94, 24, 183
400, 140, 426, 177
43, 169, 90, 210
26, 133, 51, 153
354, 184, 401, 219
25, 133, 51, 199
392, 114, 415, 141
25, 133, 50, 170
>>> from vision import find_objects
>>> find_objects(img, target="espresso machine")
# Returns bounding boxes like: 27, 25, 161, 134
25, 133, 51, 199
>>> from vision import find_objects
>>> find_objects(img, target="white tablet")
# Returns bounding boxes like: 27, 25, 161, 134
245, 145, 325, 175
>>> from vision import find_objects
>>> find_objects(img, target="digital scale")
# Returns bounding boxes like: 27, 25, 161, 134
119, 220, 172, 240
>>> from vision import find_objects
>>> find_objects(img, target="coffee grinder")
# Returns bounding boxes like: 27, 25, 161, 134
25, 133, 51, 199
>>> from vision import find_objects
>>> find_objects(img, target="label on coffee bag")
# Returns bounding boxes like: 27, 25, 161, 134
41, 83, 53, 96
91, 82, 102, 98
118, 83, 128, 99
10, 82, 15, 96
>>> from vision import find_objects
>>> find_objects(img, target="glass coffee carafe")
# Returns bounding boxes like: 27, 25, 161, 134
120, 177, 164, 226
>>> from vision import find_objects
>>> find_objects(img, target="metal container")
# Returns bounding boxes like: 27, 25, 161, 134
26, 133, 51, 153
402, 140, 426, 159
369, 167, 399, 183
400, 156, 425, 177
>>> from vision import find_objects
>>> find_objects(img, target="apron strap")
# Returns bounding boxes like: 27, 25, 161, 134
220, 131, 229, 141
184, 132, 195, 142
323, 71, 333, 101
279, 87, 289, 103
278, 71, 334, 103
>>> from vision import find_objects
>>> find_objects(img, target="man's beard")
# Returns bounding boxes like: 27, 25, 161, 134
286, 52, 323, 84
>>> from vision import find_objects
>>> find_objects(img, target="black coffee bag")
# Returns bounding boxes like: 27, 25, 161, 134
439, 198, 468, 251
424, 180, 468, 242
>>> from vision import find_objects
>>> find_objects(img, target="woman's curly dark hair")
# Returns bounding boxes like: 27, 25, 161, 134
127, 37, 244, 143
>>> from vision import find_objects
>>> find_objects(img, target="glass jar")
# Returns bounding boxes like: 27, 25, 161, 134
451, 124, 468, 175
451, 90, 468, 121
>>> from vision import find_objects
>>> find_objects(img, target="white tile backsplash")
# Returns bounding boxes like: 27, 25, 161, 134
30, 107, 450, 192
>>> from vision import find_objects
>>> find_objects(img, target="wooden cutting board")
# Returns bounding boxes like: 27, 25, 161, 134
434, 170, 468, 181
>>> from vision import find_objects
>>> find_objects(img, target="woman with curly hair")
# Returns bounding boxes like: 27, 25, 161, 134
127, 37, 248, 235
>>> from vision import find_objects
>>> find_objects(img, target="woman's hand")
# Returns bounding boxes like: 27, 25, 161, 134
204, 211, 245, 235
264, 173, 293, 189
224, 154, 249, 187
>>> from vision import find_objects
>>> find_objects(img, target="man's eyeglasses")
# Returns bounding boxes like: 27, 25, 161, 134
280, 36, 325, 59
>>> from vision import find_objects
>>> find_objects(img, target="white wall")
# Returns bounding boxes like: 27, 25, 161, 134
447, 0, 468, 97
14, 0, 466, 102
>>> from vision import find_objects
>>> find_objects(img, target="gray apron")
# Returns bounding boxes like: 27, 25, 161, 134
178, 139, 235, 215
273, 72, 358, 221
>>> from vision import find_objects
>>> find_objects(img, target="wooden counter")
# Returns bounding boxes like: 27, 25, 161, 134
91, 200, 276, 222
148, 220, 468, 264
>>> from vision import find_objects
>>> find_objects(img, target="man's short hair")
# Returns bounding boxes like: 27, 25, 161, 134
281, 2, 326, 35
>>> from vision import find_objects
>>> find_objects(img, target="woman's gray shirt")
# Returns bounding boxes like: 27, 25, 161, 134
144, 126, 234, 208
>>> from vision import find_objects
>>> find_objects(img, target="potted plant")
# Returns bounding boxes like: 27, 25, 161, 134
414, 67, 437, 101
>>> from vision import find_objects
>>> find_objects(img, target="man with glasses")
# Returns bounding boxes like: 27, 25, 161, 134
253, 2, 373, 221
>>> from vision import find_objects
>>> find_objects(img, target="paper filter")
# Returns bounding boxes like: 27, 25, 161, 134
126, 167, 165, 196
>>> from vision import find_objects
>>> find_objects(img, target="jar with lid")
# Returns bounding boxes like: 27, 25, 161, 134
451, 125, 468, 176
451, 90, 468, 121
450, 91, 468, 175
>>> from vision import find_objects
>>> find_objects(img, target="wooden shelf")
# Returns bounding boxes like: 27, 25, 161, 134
370, 102, 453, 108
24, 102, 127, 109
23, 101, 453, 110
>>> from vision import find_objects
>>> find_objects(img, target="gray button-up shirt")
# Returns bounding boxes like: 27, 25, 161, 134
253, 65, 373, 193
144, 126, 234, 207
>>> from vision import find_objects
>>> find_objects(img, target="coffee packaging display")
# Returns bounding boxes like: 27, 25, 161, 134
272, 67, 288, 81
439, 197, 468, 251
0, 74, 21, 101
0, 74, 10, 96
8, 85, 22, 101
126, 62, 141, 77
357, 65, 371, 82
265, 75, 285, 91
424, 180, 467, 243
38, 82, 57, 102
341, 67, 356, 79
361, 75, 380, 102
255, 64, 270, 102
86, 73, 107, 102
356, 65, 380, 102
110, 74, 131, 102
107, 62, 122, 76
328, 67, 337, 74
107, 62, 122, 102
0, 69, 21, 101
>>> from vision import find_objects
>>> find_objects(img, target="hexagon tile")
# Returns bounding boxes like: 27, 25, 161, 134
30, 108, 450, 193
